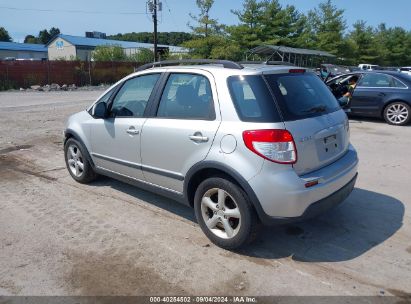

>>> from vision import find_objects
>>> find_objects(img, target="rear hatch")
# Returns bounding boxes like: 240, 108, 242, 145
264, 71, 350, 175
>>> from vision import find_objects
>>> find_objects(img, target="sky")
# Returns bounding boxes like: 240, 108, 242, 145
1, 0, 411, 42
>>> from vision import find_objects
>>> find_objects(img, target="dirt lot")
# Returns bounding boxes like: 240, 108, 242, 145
0, 90, 410, 297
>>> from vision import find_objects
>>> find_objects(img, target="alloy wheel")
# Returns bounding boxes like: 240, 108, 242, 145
200, 188, 241, 239
67, 144, 85, 178
386, 103, 409, 124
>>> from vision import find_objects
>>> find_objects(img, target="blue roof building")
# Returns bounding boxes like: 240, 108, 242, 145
0, 42, 48, 60
47, 34, 188, 61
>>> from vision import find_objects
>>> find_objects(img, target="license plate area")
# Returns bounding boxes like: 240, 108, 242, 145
323, 134, 338, 153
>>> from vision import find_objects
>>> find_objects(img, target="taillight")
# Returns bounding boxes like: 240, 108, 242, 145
289, 69, 306, 73
242, 129, 297, 164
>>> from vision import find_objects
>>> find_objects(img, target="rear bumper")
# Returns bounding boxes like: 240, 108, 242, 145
260, 173, 357, 225
248, 145, 358, 224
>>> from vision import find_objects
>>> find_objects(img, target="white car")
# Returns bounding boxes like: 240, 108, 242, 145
400, 67, 411, 76
358, 64, 380, 71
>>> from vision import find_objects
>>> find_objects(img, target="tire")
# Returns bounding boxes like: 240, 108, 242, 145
383, 102, 411, 126
64, 138, 97, 184
194, 177, 260, 249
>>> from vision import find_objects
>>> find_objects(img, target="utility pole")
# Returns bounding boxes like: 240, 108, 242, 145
148, 0, 161, 61
153, 0, 158, 61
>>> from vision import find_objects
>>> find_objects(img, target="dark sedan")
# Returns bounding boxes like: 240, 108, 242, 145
327, 71, 411, 125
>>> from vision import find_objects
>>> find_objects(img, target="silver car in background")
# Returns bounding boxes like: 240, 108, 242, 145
64, 60, 358, 249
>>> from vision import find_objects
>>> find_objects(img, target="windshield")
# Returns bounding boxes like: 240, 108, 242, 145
264, 73, 341, 121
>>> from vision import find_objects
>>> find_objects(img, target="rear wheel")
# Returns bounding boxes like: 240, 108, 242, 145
383, 102, 410, 126
194, 177, 259, 249
64, 138, 97, 183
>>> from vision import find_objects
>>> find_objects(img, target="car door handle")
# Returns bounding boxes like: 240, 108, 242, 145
126, 127, 140, 135
378, 92, 386, 97
189, 132, 209, 143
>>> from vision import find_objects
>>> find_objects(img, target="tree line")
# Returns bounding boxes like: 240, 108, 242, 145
182, 0, 411, 66
108, 32, 195, 47
0, 27, 61, 44
1, 0, 410, 66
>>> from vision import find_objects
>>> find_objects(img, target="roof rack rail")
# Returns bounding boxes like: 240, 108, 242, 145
135, 59, 244, 72
239, 60, 296, 66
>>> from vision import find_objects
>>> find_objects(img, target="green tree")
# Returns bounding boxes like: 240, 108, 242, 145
24, 27, 60, 44
384, 27, 409, 66
260, 1, 305, 46
210, 38, 242, 60
374, 23, 390, 65
227, 0, 266, 50
92, 45, 127, 61
38, 29, 51, 44
188, 0, 218, 38
108, 32, 194, 46
24, 35, 38, 44
229, 0, 312, 51
49, 27, 60, 38
348, 20, 378, 64
128, 48, 155, 63
184, 0, 230, 59
0, 27, 12, 42
307, 0, 346, 56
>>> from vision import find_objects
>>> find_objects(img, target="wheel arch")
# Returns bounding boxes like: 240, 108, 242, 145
184, 161, 268, 223
64, 129, 95, 168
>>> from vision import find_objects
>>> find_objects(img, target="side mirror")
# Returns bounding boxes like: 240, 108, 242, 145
92, 102, 108, 119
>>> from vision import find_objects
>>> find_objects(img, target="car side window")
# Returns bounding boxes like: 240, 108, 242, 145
110, 74, 160, 117
392, 77, 407, 88
157, 73, 214, 120
358, 74, 393, 88
97, 87, 116, 105
358, 73, 407, 88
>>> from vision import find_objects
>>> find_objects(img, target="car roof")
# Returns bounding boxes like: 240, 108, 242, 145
327, 70, 411, 84
132, 64, 305, 77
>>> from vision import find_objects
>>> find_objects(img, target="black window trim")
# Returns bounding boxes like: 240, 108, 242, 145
148, 71, 217, 121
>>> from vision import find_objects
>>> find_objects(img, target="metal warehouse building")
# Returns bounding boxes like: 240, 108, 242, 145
0, 42, 48, 60
47, 34, 188, 61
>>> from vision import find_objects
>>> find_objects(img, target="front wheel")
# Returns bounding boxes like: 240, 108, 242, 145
383, 102, 410, 126
194, 177, 260, 249
64, 138, 97, 183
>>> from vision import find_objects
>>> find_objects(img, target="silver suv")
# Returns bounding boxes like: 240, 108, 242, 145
64, 60, 358, 249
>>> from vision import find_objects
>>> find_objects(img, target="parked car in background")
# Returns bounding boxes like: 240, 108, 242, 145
358, 64, 380, 71
327, 71, 411, 125
319, 64, 350, 79
400, 67, 411, 76
64, 60, 358, 249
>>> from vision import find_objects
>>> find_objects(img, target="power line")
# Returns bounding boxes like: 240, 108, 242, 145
0, 6, 147, 15
163, 0, 178, 28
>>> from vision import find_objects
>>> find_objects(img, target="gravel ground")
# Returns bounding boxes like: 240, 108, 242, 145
0, 90, 410, 297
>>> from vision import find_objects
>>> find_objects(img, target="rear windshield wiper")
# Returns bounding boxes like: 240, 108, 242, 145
302, 105, 327, 113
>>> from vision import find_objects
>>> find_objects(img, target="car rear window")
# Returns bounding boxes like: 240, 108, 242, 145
227, 75, 281, 122
264, 73, 340, 121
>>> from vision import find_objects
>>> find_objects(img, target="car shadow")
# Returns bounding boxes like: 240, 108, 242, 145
89, 178, 404, 263
238, 188, 404, 262
90, 177, 196, 222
